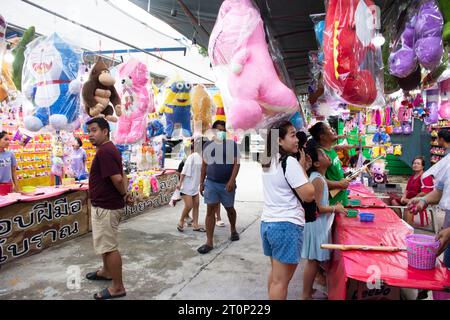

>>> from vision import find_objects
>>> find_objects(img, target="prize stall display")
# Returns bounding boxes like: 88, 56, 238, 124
430, 119, 450, 163
2, 122, 52, 187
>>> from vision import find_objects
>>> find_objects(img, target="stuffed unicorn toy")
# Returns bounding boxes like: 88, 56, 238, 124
208, 0, 298, 130
115, 59, 151, 144
23, 33, 82, 132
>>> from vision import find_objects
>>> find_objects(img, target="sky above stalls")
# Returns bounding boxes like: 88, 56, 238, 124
1, 0, 215, 84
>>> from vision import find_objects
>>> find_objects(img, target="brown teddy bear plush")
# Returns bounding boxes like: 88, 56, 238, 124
82, 60, 122, 122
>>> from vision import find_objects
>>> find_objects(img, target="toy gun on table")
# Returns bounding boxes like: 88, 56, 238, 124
321, 244, 406, 252
329, 156, 383, 198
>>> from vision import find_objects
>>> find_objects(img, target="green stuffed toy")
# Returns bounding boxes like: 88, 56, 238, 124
12, 26, 35, 91
439, 0, 450, 45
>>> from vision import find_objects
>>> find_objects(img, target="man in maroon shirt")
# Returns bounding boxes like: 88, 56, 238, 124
84, 117, 132, 300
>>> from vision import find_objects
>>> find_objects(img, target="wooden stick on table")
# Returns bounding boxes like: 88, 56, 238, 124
321, 244, 406, 252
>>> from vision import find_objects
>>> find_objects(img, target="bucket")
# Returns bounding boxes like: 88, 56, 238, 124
406, 234, 439, 270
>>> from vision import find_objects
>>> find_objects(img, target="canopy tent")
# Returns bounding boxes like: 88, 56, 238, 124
130, 0, 395, 94
1, 0, 215, 84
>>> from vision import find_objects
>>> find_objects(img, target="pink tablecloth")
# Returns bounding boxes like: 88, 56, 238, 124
328, 183, 450, 300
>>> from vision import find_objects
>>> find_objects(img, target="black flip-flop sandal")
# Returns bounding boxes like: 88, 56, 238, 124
193, 227, 206, 232
197, 244, 213, 254
86, 270, 112, 281
93, 288, 126, 300
177, 225, 184, 232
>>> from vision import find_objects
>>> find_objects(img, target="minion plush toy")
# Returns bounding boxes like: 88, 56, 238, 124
160, 75, 192, 138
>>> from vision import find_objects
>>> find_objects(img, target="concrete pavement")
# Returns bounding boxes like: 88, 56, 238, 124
0, 160, 308, 300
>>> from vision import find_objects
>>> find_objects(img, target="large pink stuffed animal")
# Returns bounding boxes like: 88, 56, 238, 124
115, 59, 152, 144
208, 0, 298, 130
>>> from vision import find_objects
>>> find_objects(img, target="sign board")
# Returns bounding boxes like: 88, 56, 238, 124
0, 190, 89, 265
123, 173, 177, 220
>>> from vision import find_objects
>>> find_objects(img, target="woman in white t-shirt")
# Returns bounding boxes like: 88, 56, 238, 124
176, 139, 205, 232
260, 120, 315, 300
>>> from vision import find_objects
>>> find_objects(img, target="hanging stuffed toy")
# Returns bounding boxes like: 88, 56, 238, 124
82, 59, 122, 122
208, 0, 298, 130
414, 0, 444, 71
22, 33, 82, 132
191, 84, 213, 135
12, 26, 35, 91
115, 59, 151, 144
323, 0, 383, 107
159, 75, 192, 138
213, 92, 226, 122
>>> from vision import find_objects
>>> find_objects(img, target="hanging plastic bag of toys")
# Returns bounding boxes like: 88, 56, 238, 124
323, 0, 385, 108
208, 0, 299, 132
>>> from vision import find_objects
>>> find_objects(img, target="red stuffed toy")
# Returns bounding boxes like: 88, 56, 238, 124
323, 0, 378, 106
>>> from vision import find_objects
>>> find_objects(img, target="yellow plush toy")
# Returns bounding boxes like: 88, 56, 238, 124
394, 145, 402, 156
191, 84, 213, 134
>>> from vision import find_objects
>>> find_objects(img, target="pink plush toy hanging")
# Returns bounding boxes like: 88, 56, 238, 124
115, 59, 151, 144
208, 0, 298, 130
375, 109, 382, 127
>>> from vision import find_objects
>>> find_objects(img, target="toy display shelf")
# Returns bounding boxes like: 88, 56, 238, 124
430, 123, 448, 165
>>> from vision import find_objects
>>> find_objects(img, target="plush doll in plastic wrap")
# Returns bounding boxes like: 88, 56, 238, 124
115, 59, 151, 144
323, 0, 383, 107
82, 60, 122, 122
22, 33, 82, 132
12, 26, 35, 91
159, 75, 192, 138
191, 84, 213, 135
371, 160, 388, 184
208, 0, 298, 130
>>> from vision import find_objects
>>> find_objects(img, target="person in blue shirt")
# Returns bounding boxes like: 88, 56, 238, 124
0, 131, 19, 194
198, 121, 241, 254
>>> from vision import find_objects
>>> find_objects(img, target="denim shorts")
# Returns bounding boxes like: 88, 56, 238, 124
203, 178, 236, 208
260, 221, 304, 264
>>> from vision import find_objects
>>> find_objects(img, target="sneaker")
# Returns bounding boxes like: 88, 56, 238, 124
230, 231, 240, 241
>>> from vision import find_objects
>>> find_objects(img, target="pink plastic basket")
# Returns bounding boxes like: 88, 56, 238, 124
406, 234, 440, 270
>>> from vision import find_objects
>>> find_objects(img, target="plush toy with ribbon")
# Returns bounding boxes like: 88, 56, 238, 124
115, 59, 151, 144
208, 0, 298, 130
323, 0, 381, 106
159, 75, 192, 138
22, 33, 82, 132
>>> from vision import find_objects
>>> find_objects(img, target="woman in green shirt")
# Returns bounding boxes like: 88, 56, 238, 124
309, 122, 350, 206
